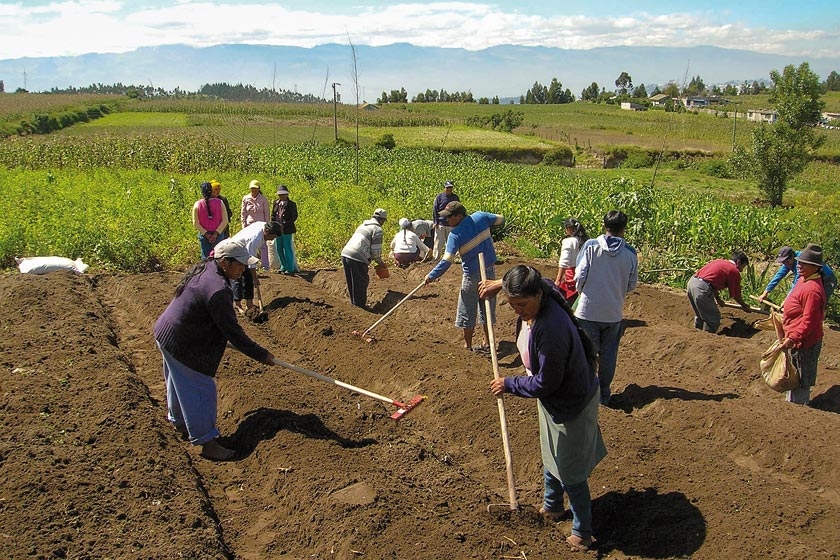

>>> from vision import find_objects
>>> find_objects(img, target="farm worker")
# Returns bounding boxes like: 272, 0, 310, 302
424, 201, 505, 352
432, 180, 460, 259
390, 217, 430, 267
757, 245, 836, 309
479, 266, 606, 552
687, 251, 751, 334
341, 208, 388, 309
574, 210, 638, 406
192, 181, 229, 259
210, 179, 233, 237
153, 239, 277, 461
554, 217, 589, 304
230, 221, 282, 311
240, 179, 271, 270
412, 218, 435, 251
271, 185, 300, 275
781, 244, 827, 405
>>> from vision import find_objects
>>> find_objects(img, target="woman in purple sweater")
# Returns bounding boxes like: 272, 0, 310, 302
154, 239, 276, 460
480, 265, 606, 551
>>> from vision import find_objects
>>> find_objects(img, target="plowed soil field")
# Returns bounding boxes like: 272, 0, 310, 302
2, 256, 839, 559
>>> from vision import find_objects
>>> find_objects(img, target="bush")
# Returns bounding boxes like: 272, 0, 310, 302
374, 133, 396, 150
698, 158, 733, 178
541, 146, 575, 167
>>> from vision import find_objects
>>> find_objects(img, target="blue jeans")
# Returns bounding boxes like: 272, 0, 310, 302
578, 319, 623, 404
198, 231, 227, 260
543, 469, 593, 539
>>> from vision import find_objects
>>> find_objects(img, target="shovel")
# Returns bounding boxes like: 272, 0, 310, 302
352, 280, 425, 342
270, 358, 425, 420
478, 252, 519, 512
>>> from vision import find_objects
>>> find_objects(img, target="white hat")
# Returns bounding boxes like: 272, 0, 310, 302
214, 240, 260, 266
398, 217, 411, 229
373, 208, 387, 220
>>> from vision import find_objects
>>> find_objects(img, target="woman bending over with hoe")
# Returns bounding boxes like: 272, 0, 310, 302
479, 265, 606, 551
154, 239, 277, 461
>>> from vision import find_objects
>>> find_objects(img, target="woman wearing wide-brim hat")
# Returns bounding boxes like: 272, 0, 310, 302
781, 243, 827, 405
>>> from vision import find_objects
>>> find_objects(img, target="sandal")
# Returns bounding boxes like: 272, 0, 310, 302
566, 534, 596, 551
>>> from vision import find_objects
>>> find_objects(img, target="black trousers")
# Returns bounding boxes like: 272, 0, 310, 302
234, 268, 256, 301
342, 256, 369, 309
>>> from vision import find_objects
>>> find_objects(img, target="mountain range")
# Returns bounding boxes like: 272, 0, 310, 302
1, 43, 838, 101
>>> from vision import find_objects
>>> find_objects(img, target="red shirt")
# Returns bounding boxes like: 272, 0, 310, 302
783, 274, 825, 349
696, 259, 743, 301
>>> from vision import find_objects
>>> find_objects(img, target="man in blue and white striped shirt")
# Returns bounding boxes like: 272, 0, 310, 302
425, 201, 505, 352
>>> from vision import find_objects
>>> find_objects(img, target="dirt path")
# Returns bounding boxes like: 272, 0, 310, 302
1, 257, 839, 559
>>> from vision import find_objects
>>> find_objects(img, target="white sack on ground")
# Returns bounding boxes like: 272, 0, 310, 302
16, 256, 89, 275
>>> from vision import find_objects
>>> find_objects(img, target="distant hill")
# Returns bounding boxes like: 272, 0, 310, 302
1, 43, 837, 101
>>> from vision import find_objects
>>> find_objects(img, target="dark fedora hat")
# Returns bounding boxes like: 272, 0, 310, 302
797, 243, 824, 267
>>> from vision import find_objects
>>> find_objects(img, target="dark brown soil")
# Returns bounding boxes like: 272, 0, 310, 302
2, 256, 839, 559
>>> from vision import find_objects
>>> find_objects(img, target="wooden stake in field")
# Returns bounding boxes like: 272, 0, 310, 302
479, 252, 519, 512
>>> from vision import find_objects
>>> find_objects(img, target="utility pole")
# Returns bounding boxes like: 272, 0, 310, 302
332, 82, 341, 142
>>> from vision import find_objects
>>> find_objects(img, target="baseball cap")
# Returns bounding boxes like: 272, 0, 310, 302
213, 239, 260, 266
775, 246, 795, 263
439, 201, 466, 217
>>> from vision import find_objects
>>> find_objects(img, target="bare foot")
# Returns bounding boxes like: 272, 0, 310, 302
566, 534, 596, 551
201, 439, 236, 461
538, 506, 565, 522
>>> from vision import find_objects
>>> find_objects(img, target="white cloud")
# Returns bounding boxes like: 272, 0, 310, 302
0, 1, 835, 60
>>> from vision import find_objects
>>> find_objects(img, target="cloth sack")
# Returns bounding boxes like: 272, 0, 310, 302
16, 256, 89, 275
754, 308, 781, 332
760, 339, 800, 392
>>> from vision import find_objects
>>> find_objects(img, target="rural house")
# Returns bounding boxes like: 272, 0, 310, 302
649, 93, 670, 107
620, 101, 646, 111
746, 109, 778, 123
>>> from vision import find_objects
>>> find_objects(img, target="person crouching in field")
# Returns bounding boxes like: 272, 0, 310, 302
153, 239, 277, 461
687, 251, 752, 333
192, 181, 229, 259
390, 218, 430, 267
479, 266, 606, 552
230, 221, 282, 312
781, 244, 826, 406
554, 217, 588, 304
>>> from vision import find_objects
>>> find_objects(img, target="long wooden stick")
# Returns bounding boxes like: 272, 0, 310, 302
750, 294, 782, 311
360, 280, 425, 338
721, 301, 767, 314
478, 252, 518, 511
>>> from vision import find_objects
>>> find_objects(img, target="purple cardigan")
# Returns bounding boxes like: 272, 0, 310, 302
504, 283, 598, 422
154, 262, 269, 376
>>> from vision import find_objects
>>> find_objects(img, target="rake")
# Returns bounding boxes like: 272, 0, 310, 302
270, 358, 425, 420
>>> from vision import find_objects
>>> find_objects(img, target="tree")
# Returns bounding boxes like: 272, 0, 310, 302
615, 71, 633, 94
633, 83, 648, 99
547, 78, 564, 104
771, 62, 825, 130
661, 81, 680, 98
0, 80, 4, 93
683, 75, 706, 96
580, 82, 599, 102
825, 71, 840, 91
732, 62, 825, 206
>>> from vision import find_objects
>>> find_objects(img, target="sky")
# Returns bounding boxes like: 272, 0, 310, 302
1, 0, 838, 61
